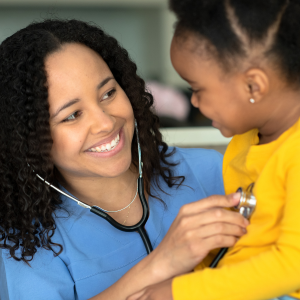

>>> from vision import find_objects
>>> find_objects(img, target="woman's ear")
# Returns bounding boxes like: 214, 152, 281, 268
244, 68, 269, 104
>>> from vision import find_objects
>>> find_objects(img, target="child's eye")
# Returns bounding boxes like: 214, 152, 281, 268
188, 87, 198, 94
102, 88, 116, 100
63, 111, 82, 122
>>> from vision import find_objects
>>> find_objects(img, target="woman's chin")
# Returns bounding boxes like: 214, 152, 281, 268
92, 159, 133, 179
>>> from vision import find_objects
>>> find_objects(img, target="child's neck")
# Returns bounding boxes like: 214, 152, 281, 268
258, 89, 300, 145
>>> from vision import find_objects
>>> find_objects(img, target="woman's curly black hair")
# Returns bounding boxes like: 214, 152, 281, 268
170, 0, 300, 85
0, 19, 184, 263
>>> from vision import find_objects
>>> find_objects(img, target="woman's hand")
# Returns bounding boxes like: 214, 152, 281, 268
147, 193, 249, 282
127, 279, 173, 300
92, 193, 248, 300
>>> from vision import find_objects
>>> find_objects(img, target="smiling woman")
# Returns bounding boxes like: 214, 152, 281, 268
0, 19, 248, 300
47, 43, 136, 194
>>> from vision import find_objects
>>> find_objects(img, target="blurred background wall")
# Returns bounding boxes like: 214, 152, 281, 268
0, 0, 230, 153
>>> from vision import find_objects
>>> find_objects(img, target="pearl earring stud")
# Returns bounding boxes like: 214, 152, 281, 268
250, 98, 255, 104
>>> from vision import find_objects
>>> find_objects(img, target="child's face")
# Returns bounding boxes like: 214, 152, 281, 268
170, 35, 258, 138
47, 43, 135, 181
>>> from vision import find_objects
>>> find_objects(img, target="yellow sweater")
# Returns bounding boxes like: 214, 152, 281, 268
173, 119, 300, 300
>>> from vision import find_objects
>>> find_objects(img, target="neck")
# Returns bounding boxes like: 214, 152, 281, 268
258, 89, 300, 144
57, 166, 139, 211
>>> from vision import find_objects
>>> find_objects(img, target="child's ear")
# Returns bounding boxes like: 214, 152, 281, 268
244, 68, 269, 103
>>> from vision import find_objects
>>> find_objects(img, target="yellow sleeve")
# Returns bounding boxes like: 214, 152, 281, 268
172, 157, 300, 300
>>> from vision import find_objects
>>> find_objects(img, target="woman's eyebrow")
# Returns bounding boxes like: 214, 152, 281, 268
51, 76, 115, 119
52, 98, 80, 119
97, 76, 114, 90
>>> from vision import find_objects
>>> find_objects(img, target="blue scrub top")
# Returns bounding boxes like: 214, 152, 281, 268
0, 148, 224, 300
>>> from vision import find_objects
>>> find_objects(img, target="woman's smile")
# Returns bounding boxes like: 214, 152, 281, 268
86, 127, 125, 158
88, 132, 120, 153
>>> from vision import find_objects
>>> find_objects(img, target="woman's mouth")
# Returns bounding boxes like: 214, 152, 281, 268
87, 133, 120, 153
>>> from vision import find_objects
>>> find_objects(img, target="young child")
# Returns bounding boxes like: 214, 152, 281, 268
129, 1, 300, 300
169, 0, 300, 299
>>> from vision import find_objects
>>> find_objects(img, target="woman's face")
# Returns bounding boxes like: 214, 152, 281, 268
170, 35, 259, 138
47, 43, 135, 180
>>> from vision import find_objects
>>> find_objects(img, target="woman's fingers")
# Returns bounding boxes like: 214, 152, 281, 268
148, 193, 250, 280
203, 234, 239, 249
194, 222, 246, 239
162, 222, 244, 264
178, 193, 241, 216
175, 208, 249, 234
182, 234, 239, 263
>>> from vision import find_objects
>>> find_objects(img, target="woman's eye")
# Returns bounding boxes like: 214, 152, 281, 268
63, 111, 81, 122
102, 88, 116, 100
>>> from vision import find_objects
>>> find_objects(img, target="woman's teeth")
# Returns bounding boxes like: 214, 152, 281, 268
89, 134, 120, 153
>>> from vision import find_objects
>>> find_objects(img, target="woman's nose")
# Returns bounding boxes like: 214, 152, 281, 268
89, 107, 115, 135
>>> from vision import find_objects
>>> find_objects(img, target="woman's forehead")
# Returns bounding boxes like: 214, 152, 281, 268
45, 43, 113, 114
46, 44, 112, 92
45, 43, 111, 80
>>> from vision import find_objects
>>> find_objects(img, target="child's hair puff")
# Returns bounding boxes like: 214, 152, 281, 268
170, 0, 300, 85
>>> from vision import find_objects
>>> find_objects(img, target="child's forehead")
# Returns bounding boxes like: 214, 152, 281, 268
172, 30, 216, 59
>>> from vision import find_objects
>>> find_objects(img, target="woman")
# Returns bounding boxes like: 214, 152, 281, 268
0, 19, 248, 300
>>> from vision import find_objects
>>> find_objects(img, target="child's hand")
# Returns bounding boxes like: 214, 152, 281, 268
126, 279, 173, 300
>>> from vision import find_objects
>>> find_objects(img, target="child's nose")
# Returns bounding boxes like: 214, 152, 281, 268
191, 94, 199, 108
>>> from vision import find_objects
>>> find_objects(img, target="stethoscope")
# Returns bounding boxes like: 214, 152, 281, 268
210, 183, 256, 268
30, 119, 257, 260
31, 120, 153, 254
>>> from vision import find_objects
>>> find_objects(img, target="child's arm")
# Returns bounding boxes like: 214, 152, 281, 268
171, 157, 300, 300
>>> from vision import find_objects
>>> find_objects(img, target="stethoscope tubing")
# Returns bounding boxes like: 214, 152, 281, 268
209, 247, 228, 268
90, 177, 153, 254
31, 120, 153, 255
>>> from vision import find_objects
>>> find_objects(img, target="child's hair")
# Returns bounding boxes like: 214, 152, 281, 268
0, 19, 184, 263
170, 0, 300, 86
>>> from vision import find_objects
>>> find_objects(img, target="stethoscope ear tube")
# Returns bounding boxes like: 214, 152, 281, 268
89, 121, 153, 253
30, 120, 153, 255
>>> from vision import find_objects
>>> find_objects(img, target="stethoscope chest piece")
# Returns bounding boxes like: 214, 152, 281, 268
234, 183, 256, 219
209, 182, 257, 268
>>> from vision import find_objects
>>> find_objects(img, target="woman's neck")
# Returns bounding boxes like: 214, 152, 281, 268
57, 166, 139, 212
